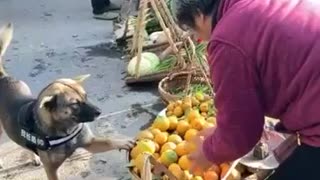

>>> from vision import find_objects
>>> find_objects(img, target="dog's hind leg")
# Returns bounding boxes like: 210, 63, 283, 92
83, 137, 135, 153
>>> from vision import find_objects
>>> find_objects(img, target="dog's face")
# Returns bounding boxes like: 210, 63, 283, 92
37, 75, 101, 126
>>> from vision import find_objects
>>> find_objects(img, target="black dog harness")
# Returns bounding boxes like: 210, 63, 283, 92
18, 101, 83, 154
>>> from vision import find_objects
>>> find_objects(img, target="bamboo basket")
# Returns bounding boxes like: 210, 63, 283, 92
158, 71, 212, 104
127, 153, 178, 180
127, 152, 273, 180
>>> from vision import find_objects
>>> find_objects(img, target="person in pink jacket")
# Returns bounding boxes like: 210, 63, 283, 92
173, 0, 320, 179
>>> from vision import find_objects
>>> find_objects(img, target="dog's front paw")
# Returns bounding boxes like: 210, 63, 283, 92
114, 139, 135, 151
31, 155, 42, 166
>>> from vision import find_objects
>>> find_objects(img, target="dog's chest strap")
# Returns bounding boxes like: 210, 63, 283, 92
18, 101, 84, 153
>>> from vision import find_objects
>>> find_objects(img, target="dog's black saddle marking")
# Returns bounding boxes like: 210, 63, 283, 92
18, 101, 83, 154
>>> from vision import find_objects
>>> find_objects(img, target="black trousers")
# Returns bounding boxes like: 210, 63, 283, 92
268, 144, 320, 180
91, 0, 110, 14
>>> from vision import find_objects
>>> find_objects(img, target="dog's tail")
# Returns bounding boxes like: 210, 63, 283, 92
0, 23, 13, 77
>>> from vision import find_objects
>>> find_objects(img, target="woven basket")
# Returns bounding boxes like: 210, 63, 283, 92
158, 71, 211, 104
127, 152, 177, 180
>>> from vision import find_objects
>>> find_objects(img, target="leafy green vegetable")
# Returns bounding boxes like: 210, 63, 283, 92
169, 84, 212, 98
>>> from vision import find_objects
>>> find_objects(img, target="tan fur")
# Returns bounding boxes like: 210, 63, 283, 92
0, 23, 13, 57
36, 78, 87, 127
0, 23, 13, 76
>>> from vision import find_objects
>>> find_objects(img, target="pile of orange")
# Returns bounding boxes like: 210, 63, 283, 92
129, 93, 241, 180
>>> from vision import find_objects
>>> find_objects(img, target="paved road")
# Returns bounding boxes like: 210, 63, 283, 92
0, 0, 164, 179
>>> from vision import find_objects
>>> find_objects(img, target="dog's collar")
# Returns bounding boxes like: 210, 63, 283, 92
18, 101, 84, 152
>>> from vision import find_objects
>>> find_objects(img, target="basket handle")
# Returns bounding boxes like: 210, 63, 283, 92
149, 156, 178, 180
141, 153, 153, 180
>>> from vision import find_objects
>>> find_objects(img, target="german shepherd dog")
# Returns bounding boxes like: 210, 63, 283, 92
0, 23, 134, 180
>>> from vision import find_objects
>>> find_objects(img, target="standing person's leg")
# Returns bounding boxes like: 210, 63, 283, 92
91, 0, 107, 15
268, 144, 320, 180
91, 0, 121, 20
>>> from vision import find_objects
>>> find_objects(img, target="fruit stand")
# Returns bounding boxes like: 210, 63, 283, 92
126, 93, 281, 180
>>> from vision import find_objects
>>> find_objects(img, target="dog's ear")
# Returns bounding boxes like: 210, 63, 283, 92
72, 74, 91, 84
39, 95, 58, 110
0, 23, 13, 57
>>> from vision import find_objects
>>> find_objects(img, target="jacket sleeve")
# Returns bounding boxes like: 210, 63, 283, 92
202, 42, 265, 164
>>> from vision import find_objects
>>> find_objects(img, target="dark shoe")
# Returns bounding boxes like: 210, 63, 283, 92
93, 12, 119, 20
106, 2, 121, 11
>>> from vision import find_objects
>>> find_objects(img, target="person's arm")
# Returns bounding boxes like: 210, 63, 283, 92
203, 42, 265, 164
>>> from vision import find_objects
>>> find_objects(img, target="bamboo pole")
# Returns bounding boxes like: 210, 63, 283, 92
149, 0, 179, 55
134, 0, 148, 78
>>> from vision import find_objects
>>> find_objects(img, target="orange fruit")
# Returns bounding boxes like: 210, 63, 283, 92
182, 96, 192, 110
192, 166, 204, 176
161, 142, 177, 154
150, 128, 162, 136
176, 120, 190, 136
136, 139, 156, 154
135, 152, 151, 171
207, 117, 216, 125
173, 106, 184, 117
136, 130, 154, 140
153, 116, 170, 131
192, 176, 203, 180
182, 170, 193, 179
167, 102, 175, 111
190, 117, 206, 131
220, 163, 231, 178
160, 150, 178, 167
200, 102, 209, 112
168, 163, 183, 179
203, 170, 219, 180
184, 129, 198, 142
209, 164, 221, 175
201, 112, 208, 118
154, 142, 160, 152
187, 110, 201, 122
175, 100, 183, 106
153, 153, 160, 160
186, 142, 197, 154
133, 167, 139, 174
168, 134, 183, 144
166, 111, 173, 116
168, 116, 178, 130
130, 146, 140, 159
175, 141, 189, 156
195, 92, 205, 102
154, 132, 168, 145
178, 155, 192, 170
203, 122, 215, 129
191, 96, 200, 106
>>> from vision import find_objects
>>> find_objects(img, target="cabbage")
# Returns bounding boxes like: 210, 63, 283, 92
142, 52, 160, 67
127, 52, 160, 76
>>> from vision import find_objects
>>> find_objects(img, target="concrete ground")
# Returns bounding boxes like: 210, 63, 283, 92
0, 0, 164, 179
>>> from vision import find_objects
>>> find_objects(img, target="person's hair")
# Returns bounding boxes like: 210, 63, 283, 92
172, 0, 219, 29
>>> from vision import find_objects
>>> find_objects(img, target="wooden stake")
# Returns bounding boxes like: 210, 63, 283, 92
134, 0, 148, 78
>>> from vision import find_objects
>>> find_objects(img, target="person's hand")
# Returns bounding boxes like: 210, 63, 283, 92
188, 127, 215, 173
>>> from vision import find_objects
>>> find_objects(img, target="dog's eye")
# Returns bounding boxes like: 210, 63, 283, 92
69, 102, 80, 111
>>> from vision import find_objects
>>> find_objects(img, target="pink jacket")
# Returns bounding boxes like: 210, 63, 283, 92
204, 0, 320, 163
